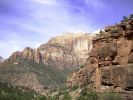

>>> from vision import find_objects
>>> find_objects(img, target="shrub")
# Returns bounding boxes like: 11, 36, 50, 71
51, 90, 65, 100
35, 95, 47, 100
76, 87, 98, 100
77, 96, 85, 100
71, 85, 79, 91
59, 86, 67, 91
48, 95, 59, 100
0, 82, 35, 100
58, 90, 65, 96
79, 65, 85, 68
50, 91, 71, 100
100, 92, 122, 100
62, 91, 72, 100
123, 16, 128, 21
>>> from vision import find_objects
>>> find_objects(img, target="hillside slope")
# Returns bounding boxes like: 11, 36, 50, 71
0, 82, 36, 100
0, 58, 68, 93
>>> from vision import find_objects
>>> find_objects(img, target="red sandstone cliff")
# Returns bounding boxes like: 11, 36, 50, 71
67, 15, 133, 95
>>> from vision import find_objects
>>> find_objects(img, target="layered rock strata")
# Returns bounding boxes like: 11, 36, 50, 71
67, 16, 133, 93
9, 33, 93, 69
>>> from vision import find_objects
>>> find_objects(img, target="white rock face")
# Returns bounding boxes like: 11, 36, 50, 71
38, 32, 94, 69
72, 35, 92, 64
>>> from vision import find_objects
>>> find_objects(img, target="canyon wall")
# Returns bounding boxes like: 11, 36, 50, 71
67, 16, 133, 94
9, 33, 93, 69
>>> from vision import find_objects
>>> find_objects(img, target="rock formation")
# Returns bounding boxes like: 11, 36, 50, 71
67, 15, 133, 94
9, 32, 93, 69
9, 47, 42, 64
38, 32, 93, 69
91, 16, 133, 92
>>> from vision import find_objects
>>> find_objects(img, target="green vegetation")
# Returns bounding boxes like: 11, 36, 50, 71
79, 65, 85, 68
58, 86, 67, 92
0, 82, 53, 100
62, 91, 72, 100
100, 92, 122, 100
48, 94, 60, 100
122, 14, 133, 22
0, 82, 35, 100
70, 85, 79, 91
0, 81, 123, 100
47, 90, 72, 100
76, 87, 122, 100
77, 87, 98, 100
0, 58, 68, 88
35, 95, 47, 100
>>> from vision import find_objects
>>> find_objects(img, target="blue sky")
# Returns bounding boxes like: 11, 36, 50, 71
0, 0, 133, 58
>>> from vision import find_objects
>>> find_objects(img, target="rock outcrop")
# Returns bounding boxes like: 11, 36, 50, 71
9, 32, 93, 69
10, 47, 42, 64
90, 16, 133, 92
67, 67, 93, 88
67, 15, 133, 94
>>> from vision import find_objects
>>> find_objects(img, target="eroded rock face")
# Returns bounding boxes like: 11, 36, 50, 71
9, 33, 93, 69
10, 51, 22, 60
9, 48, 42, 64
90, 18, 133, 92
22, 47, 35, 60
22, 47, 43, 64
101, 65, 133, 91
67, 16, 133, 93
38, 33, 93, 69
67, 66, 94, 88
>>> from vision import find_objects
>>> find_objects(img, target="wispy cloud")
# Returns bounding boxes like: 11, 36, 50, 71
85, 0, 106, 9
31, 0, 57, 5
0, 0, 97, 58
0, 32, 42, 58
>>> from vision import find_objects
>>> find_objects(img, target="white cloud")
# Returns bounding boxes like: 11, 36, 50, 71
31, 0, 57, 5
